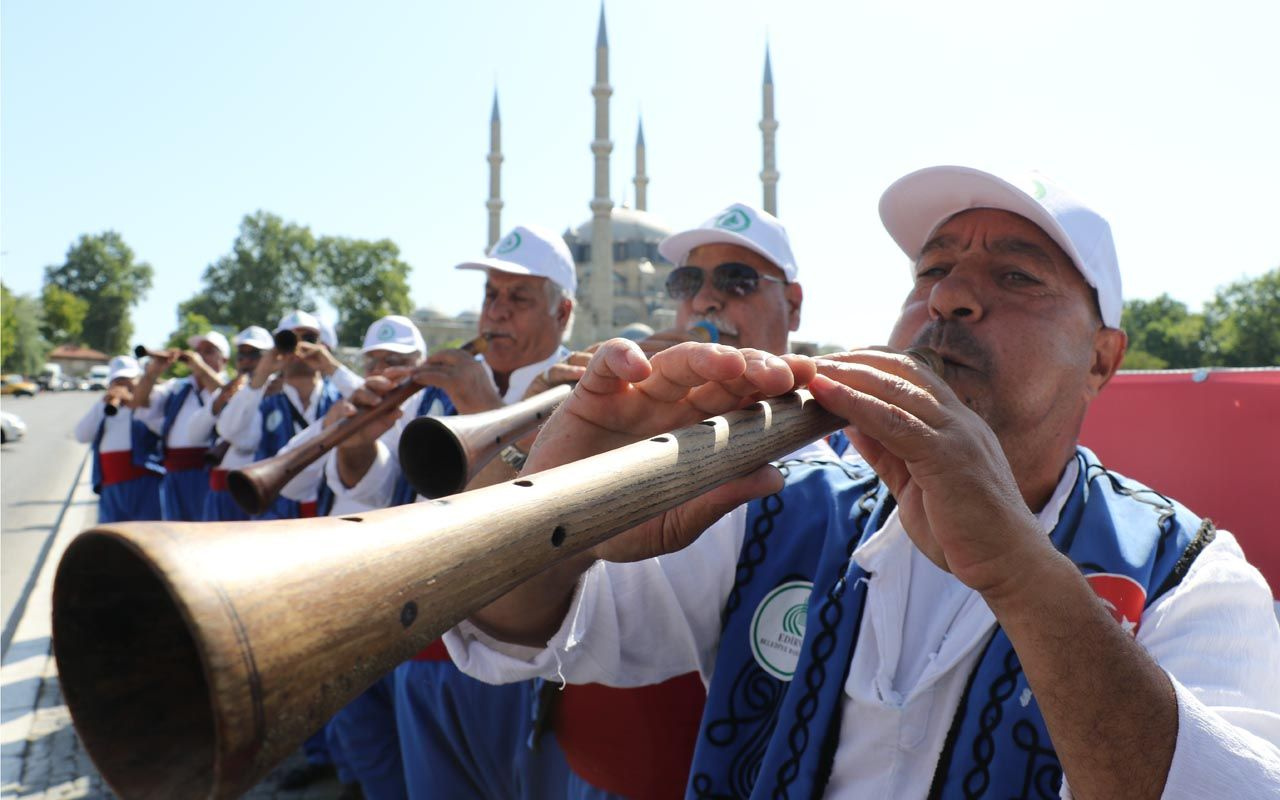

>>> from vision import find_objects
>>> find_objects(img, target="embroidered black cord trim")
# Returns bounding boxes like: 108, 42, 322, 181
1152, 517, 1217, 603
926, 629, 999, 799
961, 645, 1023, 799
694, 663, 785, 798
772, 559, 849, 798
722, 463, 794, 626
1012, 719, 1063, 799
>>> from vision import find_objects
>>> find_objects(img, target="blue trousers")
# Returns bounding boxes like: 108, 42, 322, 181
254, 494, 302, 521
98, 475, 163, 523
160, 467, 210, 522
202, 487, 249, 522
326, 674, 407, 800
393, 661, 573, 800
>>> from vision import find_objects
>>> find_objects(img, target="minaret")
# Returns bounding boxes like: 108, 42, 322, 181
760, 45, 779, 216
588, 3, 615, 341
486, 89, 503, 249
633, 117, 648, 211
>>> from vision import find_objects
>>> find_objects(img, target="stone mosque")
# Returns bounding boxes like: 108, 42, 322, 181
414, 7, 779, 352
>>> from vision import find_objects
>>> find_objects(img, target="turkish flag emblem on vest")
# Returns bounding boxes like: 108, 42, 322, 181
1086, 573, 1147, 636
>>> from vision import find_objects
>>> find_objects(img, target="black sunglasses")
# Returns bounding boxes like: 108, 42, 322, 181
665, 262, 786, 300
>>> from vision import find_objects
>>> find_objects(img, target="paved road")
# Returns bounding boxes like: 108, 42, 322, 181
1, 391, 96, 656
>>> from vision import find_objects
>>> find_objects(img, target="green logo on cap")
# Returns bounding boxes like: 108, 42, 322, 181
495, 231, 522, 254
715, 209, 751, 232
377, 324, 394, 341
1032, 179, 1047, 200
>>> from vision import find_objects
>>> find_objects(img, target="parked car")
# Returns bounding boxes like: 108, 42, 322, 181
1, 374, 38, 397
1, 410, 27, 443
86, 365, 111, 391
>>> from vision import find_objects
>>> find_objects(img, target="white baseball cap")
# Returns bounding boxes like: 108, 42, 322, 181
318, 318, 338, 350
187, 331, 230, 359
233, 325, 274, 351
107, 355, 141, 382
361, 315, 426, 356
879, 166, 1123, 328
658, 202, 798, 282
455, 224, 578, 295
275, 309, 322, 334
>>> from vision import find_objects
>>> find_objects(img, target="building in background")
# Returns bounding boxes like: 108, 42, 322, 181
417, 5, 779, 349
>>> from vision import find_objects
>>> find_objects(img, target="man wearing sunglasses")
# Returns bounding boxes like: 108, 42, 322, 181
182, 325, 274, 521
448, 167, 1280, 798
644, 202, 803, 358
216, 309, 362, 520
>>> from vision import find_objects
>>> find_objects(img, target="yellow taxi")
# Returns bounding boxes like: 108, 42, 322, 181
1, 374, 39, 397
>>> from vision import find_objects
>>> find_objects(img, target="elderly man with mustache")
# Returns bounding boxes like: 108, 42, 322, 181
449, 166, 1280, 798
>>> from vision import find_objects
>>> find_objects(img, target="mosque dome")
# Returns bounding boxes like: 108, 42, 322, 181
571, 207, 673, 245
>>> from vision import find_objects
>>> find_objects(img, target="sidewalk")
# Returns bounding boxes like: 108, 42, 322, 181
0, 464, 344, 799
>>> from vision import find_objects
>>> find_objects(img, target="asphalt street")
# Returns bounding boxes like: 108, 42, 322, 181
1, 391, 96, 657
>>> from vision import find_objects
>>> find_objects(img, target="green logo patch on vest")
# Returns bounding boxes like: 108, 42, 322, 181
715, 208, 751, 232
495, 231, 522, 254
750, 580, 812, 681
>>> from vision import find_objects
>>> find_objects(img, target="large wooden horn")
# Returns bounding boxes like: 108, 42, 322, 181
51, 388, 845, 799
398, 383, 571, 499
227, 335, 489, 514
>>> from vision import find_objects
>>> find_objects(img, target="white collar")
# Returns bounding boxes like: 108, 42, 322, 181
480, 345, 571, 405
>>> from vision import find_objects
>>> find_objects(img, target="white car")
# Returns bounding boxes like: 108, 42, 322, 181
1, 411, 27, 443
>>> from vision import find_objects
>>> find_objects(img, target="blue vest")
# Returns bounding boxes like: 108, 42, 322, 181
390, 387, 456, 507
254, 381, 342, 461
90, 414, 165, 494
254, 380, 343, 514
160, 378, 204, 453
688, 447, 1212, 799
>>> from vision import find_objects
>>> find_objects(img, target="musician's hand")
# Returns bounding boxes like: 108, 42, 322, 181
251, 349, 286, 389
526, 338, 814, 563
212, 374, 246, 414
405, 349, 503, 414
293, 341, 341, 376
332, 375, 405, 450
320, 398, 349, 429
143, 350, 176, 376
634, 326, 715, 357
104, 384, 132, 405
520, 351, 590, 401
809, 351, 1049, 600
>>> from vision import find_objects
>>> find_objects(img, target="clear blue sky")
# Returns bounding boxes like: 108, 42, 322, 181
3, 0, 1277, 351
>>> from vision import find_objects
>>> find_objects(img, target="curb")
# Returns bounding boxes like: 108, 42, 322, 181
0, 448, 90, 661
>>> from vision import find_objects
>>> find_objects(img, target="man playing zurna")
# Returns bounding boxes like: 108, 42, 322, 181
322, 225, 581, 799
449, 167, 1280, 797
73, 355, 164, 523
131, 330, 230, 521
217, 310, 361, 519
186, 325, 273, 521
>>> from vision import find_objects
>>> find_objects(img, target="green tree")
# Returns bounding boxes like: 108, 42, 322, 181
1, 283, 18, 366
1120, 294, 1208, 369
1, 289, 50, 375
182, 211, 319, 328
1203, 269, 1279, 367
43, 232, 154, 355
316, 236, 413, 346
40, 284, 90, 345
159, 311, 218, 379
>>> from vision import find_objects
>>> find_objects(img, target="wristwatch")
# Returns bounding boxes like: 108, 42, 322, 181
499, 444, 528, 472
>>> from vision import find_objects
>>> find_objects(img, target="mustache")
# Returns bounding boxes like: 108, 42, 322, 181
910, 321, 993, 375
691, 313, 739, 338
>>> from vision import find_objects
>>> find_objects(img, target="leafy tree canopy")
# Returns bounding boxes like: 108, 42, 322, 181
43, 232, 153, 355
316, 236, 413, 346
181, 211, 319, 329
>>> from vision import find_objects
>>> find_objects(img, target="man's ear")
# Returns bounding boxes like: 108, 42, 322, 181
786, 282, 804, 332
1089, 327, 1127, 395
557, 298, 573, 328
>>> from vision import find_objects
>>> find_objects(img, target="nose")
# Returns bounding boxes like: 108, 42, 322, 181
928, 265, 985, 323
689, 271, 726, 317
485, 297, 512, 322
